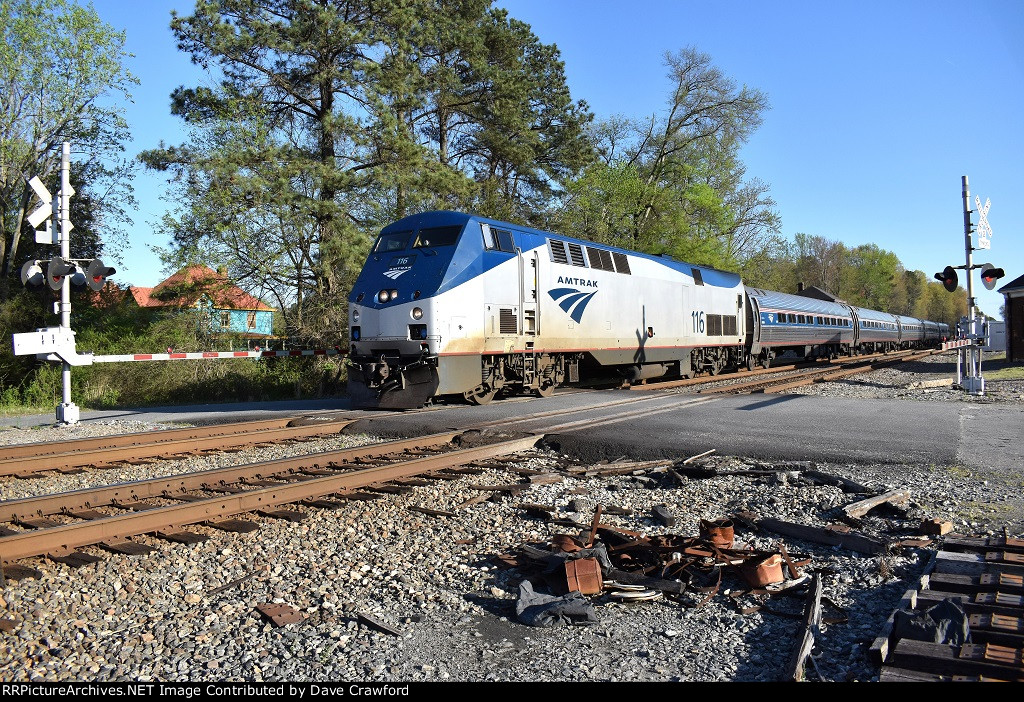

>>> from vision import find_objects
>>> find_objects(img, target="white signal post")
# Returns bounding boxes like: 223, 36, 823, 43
959, 176, 989, 396
55, 142, 79, 423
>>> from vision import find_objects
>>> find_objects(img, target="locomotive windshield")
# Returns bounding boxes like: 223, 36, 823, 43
414, 225, 462, 248
373, 230, 413, 253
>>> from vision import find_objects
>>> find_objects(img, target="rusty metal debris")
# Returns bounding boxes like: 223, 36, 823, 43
921, 518, 953, 536
256, 603, 303, 627
564, 558, 602, 594
509, 505, 818, 629
739, 553, 784, 588
699, 518, 735, 549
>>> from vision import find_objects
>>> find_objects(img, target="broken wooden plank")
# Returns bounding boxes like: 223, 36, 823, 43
842, 489, 911, 519
784, 573, 823, 681
468, 484, 529, 494
802, 469, 873, 494
527, 473, 563, 485
408, 506, 458, 518
944, 535, 1024, 553
934, 550, 1024, 576
758, 517, 888, 555
357, 612, 402, 637
681, 448, 717, 464
455, 494, 494, 510
604, 566, 687, 595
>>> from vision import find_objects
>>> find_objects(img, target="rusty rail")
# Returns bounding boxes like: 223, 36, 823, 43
0, 431, 540, 563
0, 417, 359, 478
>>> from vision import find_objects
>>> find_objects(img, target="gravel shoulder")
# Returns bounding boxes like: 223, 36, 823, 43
0, 351, 1021, 683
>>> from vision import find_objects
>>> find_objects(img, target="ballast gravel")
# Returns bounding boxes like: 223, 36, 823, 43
0, 353, 1021, 683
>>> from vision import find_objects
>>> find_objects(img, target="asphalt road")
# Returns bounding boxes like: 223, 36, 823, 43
2, 389, 1019, 471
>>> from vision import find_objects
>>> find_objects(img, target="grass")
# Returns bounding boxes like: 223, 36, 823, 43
982, 352, 1024, 380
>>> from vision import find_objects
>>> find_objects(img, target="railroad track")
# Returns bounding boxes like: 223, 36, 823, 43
0, 430, 542, 572
872, 534, 1024, 681
621, 348, 935, 396
697, 349, 936, 395
0, 415, 365, 479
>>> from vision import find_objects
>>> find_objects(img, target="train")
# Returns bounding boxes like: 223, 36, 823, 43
347, 211, 949, 409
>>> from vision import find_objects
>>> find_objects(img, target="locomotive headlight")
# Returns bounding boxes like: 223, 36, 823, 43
353, 309, 360, 323
377, 289, 391, 303
411, 307, 423, 320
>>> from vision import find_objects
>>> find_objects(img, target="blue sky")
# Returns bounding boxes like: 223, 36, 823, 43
92, 0, 1023, 317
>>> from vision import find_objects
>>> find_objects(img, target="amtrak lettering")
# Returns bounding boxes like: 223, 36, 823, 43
555, 276, 598, 288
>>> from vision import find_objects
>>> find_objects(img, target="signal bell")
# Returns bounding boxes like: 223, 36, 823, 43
934, 266, 958, 293
979, 263, 1005, 291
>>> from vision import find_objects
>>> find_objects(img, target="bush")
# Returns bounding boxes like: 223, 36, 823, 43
0, 295, 346, 412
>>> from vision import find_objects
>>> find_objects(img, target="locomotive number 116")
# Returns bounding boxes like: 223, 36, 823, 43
691, 310, 705, 334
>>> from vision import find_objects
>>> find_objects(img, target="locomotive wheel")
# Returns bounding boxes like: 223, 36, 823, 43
464, 385, 497, 405
534, 381, 556, 398
746, 355, 755, 371
761, 353, 772, 369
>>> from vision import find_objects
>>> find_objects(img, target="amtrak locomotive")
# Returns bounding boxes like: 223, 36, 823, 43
347, 211, 948, 409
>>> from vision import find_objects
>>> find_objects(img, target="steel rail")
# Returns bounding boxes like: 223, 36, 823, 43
0, 418, 359, 477
762, 350, 935, 393
0, 433, 541, 563
626, 348, 930, 393
0, 417, 305, 460
0, 431, 462, 523
698, 350, 931, 395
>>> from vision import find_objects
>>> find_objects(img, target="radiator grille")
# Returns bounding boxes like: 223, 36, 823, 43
499, 308, 518, 335
586, 246, 614, 271
549, 239, 568, 264
567, 243, 586, 266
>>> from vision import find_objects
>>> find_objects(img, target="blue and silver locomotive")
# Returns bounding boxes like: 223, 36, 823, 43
347, 211, 948, 408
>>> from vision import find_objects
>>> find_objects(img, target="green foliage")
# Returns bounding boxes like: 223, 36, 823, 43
0, 0, 137, 298
143, 0, 591, 342
0, 295, 343, 414
554, 48, 779, 272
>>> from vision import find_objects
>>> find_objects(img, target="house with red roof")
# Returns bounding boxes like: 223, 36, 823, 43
123, 265, 275, 337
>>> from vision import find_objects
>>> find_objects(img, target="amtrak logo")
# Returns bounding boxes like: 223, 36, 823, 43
548, 287, 597, 323
383, 268, 410, 280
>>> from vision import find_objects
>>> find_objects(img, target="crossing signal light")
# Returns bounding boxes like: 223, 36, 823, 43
979, 263, 1005, 291
46, 255, 75, 290
20, 260, 45, 288
934, 265, 958, 293
85, 259, 116, 291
